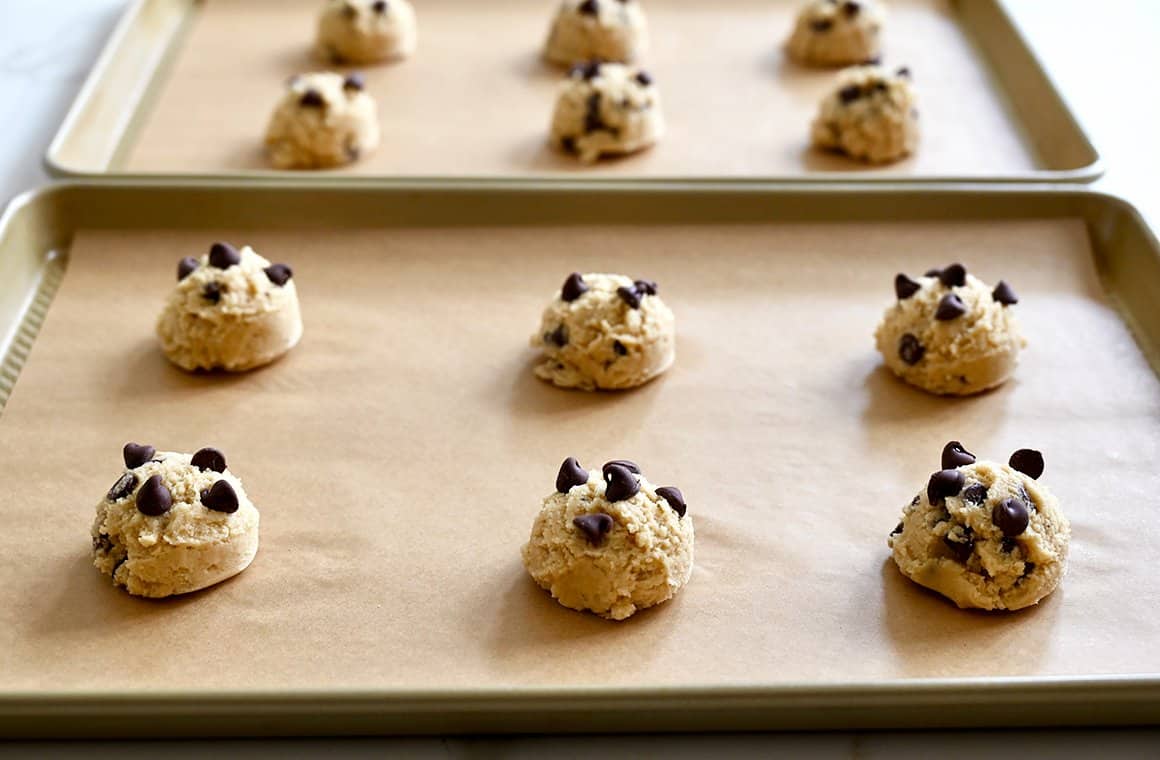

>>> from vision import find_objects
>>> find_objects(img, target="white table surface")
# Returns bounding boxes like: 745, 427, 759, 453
2, 0, 1159, 755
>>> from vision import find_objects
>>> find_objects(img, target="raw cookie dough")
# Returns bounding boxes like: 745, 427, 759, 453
874, 263, 1024, 396
264, 72, 380, 169
550, 61, 664, 163
523, 457, 694, 620
785, 0, 883, 67
889, 442, 1069, 611
316, 0, 417, 64
544, 0, 648, 66
531, 272, 675, 391
156, 242, 303, 373
92, 443, 260, 598
811, 64, 918, 164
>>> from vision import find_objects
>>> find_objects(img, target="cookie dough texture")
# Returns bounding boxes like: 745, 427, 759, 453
550, 62, 664, 163
316, 0, 417, 64
157, 244, 303, 372
523, 462, 694, 620
544, 0, 648, 66
264, 72, 380, 169
92, 451, 260, 598
889, 455, 1069, 611
531, 273, 675, 391
875, 265, 1025, 396
811, 65, 918, 164
786, 0, 883, 67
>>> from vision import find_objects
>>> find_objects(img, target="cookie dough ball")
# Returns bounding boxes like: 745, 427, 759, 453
544, 0, 648, 66
786, 0, 883, 67
92, 443, 260, 598
550, 61, 664, 163
531, 272, 675, 391
316, 0, 417, 64
889, 442, 1069, 611
523, 457, 694, 620
264, 72, 379, 169
811, 65, 918, 164
156, 242, 303, 372
874, 263, 1025, 396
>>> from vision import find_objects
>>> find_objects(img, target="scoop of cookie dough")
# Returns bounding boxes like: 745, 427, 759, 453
156, 242, 303, 372
786, 0, 883, 67
531, 272, 675, 391
523, 457, 694, 620
264, 71, 380, 169
544, 0, 647, 66
550, 61, 664, 163
811, 65, 918, 164
92, 443, 260, 598
874, 263, 1025, 396
889, 442, 1069, 611
316, 0, 417, 64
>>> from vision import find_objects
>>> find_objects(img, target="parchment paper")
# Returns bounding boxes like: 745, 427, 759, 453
1, 218, 1158, 694
123, 0, 1038, 177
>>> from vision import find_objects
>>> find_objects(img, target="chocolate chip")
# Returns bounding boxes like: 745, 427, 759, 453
941, 441, 976, 469
560, 136, 578, 154
578, 0, 599, 15
93, 532, 114, 554
656, 486, 686, 518
943, 536, 974, 562
123, 442, 156, 469
208, 242, 241, 269
894, 273, 920, 300
573, 513, 613, 545
891, 521, 904, 535
1022, 562, 1036, 577
604, 463, 640, 502
838, 85, 861, 104
937, 263, 967, 288
341, 2, 357, 19
178, 257, 199, 281
633, 279, 658, 295
299, 89, 325, 108
810, 19, 833, 32
560, 272, 588, 302
191, 447, 227, 473
550, 324, 568, 347
898, 333, 924, 365
992, 280, 1018, 306
202, 282, 222, 304
372, 0, 387, 13
961, 483, 988, 505
935, 293, 967, 321
107, 472, 138, 502
342, 73, 365, 92
1001, 536, 1018, 553
556, 457, 589, 493
617, 286, 642, 309
924, 268, 941, 277
635, 71, 653, 86
910, 493, 920, 506
136, 474, 173, 516
584, 93, 604, 134
602, 459, 641, 475
927, 468, 965, 505
843, 0, 861, 17
1009, 449, 1044, 479
863, 56, 882, 66
264, 264, 293, 286
873, 81, 888, 93
613, 340, 627, 356
896, 66, 911, 78
201, 480, 239, 513
993, 497, 1029, 537
345, 142, 361, 161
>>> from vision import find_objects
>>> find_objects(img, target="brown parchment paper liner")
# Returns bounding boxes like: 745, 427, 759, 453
123, 0, 1037, 177
1, 218, 1158, 694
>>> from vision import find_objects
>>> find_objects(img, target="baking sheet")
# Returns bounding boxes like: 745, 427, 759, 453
108, 0, 1054, 179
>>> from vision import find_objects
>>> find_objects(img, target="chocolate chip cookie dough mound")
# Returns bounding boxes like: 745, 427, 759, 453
523, 458, 694, 620
317, 0, 417, 64
92, 443, 260, 598
874, 263, 1025, 395
889, 442, 1069, 611
264, 72, 379, 169
544, 0, 648, 66
531, 272, 675, 391
550, 61, 663, 163
786, 0, 883, 67
811, 65, 918, 164
156, 242, 302, 372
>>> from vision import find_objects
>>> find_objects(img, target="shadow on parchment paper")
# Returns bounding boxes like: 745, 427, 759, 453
511, 48, 565, 84
111, 337, 292, 400
222, 139, 276, 172
856, 357, 1013, 427
495, 350, 660, 419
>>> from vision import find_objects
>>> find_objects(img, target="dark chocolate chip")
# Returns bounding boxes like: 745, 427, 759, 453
341, 3, 357, 19
941, 440, 976, 470
178, 257, 199, 281
993, 497, 1030, 537
924, 268, 942, 277
898, 333, 925, 365
810, 19, 834, 32
891, 521, 904, 535
1009, 449, 1044, 479
863, 56, 882, 66
938, 263, 967, 288
264, 264, 293, 286
201, 480, 239, 513
896, 66, 911, 78
299, 89, 325, 108
617, 286, 642, 309
571, 60, 602, 80
943, 536, 974, 562
927, 468, 965, 505
107, 472, 138, 502
635, 71, 653, 86
202, 282, 222, 304
894, 273, 921, 300
93, 532, 114, 554
578, 0, 599, 15
372, 0, 387, 13
560, 136, 578, 154
136, 474, 173, 516
1001, 536, 1018, 553
345, 142, 360, 161
873, 81, 888, 93
123, 442, 156, 469
838, 85, 861, 104
561, 272, 588, 302
584, 93, 604, 134
556, 457, 589, 493
573, 512, 613, 546
935, 293, 967, 321
961, 483, 988, 505
843, 0, 861, 17
602, 459, 641, 475
910, 493, 920, 506
342, 73, 365, 92
1022, 562, 1036, 577
191, 447, 227, 473
613, 340, 627, 356
550, 324, 568, 347
604, 463, 640, 502
208, 241, 241, 269
992, 280, 1018, 306
633, 279, 658, 295
656, 486, 686, 517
